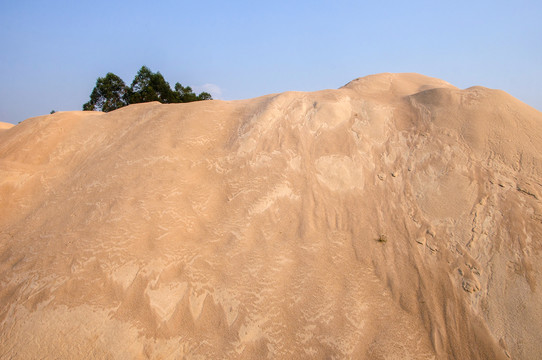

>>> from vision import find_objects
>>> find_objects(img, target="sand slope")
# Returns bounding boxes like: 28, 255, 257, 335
0, 73, 541, 359
0, 122, 14, 130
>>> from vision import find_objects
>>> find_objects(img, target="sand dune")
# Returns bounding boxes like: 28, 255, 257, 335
0, 122, 14, 130
0, 73, 541, 359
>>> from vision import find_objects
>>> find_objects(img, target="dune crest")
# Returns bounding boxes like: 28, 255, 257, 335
0, 122, 14, 130
1, 73, 541, 359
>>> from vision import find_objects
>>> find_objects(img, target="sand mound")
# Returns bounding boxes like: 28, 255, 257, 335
0, 122, 14, 130
1, 73, 541, 359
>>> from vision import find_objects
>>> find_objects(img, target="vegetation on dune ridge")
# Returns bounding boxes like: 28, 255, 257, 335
83, 66, 212, 112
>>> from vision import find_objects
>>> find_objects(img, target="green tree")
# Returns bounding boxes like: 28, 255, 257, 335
83, 66, 212, 111
129, 66, 177, 104
174, 83, 212, 102
83, 73, 128, 112
174, 83, 196, 102
197, 92, 213, 101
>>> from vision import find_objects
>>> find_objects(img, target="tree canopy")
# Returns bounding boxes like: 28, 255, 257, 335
83, 73, 129, 112
83, 66, 212, 112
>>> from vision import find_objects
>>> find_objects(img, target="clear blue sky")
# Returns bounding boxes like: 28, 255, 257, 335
1, 0, 541, 124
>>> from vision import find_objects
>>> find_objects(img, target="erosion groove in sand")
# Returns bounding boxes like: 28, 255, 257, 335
0, 73, 541, 359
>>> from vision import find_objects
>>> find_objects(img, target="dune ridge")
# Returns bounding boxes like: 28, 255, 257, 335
0, 122, 14, 130
0, 73, 541, 359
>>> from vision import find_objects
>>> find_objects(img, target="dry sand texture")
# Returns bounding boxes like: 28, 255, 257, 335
0, 73, 541, 359
0, 122, 14, 131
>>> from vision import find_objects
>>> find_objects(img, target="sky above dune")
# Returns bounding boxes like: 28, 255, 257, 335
0, 0, 541, 124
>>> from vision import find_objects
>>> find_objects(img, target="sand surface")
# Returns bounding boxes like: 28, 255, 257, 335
0, 122, 14, 130
0, 73, 541, 359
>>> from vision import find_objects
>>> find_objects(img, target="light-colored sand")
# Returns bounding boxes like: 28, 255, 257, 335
0, 122, 14, 130
0, 73, 541, 359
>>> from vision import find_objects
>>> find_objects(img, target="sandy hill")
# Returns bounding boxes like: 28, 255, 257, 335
0, 122, 14, 130
0, 73, 541, 359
